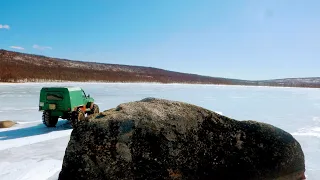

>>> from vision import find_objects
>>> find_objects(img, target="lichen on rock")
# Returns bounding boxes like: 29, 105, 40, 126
58, 98, 305, 180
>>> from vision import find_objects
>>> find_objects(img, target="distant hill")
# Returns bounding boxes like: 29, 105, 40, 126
0, 49, 319, 88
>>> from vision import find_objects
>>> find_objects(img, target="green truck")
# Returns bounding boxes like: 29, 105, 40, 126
39, 86, 99, 127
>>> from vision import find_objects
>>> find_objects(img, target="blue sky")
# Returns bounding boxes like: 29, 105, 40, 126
1, 0, 319, 80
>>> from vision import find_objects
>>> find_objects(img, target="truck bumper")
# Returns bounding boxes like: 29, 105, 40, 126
50, 111, 64, 117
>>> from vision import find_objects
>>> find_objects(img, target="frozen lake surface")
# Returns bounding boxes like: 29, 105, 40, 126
0, 82, 319, 180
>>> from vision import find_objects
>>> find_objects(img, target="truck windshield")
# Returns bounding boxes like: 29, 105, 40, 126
82, 90, 86, 97
47, 93, 63, 101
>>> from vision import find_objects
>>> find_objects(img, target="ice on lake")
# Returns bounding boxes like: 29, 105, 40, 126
0, 82, 319, 180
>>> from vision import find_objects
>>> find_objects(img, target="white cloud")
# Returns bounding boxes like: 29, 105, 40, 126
0, 24, 10, 29
10, 46, 25, 50
33, 44, 52, 50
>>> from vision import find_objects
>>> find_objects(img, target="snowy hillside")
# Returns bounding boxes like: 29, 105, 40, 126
1, 49, 320, 88
0, 82, 320, 180
0, 49, 235, 84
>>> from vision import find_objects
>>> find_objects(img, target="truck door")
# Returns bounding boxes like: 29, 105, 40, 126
46, 92, 64, 110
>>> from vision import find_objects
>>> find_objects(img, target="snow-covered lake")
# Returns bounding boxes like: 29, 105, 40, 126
0, 82, 319, 180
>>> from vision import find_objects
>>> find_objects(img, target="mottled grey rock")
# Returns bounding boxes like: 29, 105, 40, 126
58, 98, 305, 180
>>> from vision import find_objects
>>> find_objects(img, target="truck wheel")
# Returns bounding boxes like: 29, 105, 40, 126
71, 109, 85, 127
42, 111, 58, 127
91, 104, 100, 114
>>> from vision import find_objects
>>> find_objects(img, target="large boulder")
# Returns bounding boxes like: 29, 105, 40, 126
58, 98, 305, 180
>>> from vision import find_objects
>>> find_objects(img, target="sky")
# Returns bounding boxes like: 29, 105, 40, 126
0, 0, 319, 80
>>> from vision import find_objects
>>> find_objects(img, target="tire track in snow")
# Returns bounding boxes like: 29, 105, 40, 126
0, 136, 70, 180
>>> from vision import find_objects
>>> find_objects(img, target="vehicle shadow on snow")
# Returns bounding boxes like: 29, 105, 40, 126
0, 120, 72, 140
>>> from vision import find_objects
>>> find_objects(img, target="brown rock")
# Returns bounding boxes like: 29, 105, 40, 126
0, 120, 16, 128
58, 98, 305, 180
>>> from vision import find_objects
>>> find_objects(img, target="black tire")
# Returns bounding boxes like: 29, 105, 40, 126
42, 111, 58, 127
71, 109, 85, 127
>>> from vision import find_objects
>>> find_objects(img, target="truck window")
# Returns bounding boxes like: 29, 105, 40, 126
47, 93, 63, 101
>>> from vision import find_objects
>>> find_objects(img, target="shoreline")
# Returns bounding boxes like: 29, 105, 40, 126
0, 80, 318, 89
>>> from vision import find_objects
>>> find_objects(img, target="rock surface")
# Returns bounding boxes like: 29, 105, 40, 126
58, 98, 305, 180
0, 120, 16, 128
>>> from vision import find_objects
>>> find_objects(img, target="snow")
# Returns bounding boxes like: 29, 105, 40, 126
0, 82, 319, 180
